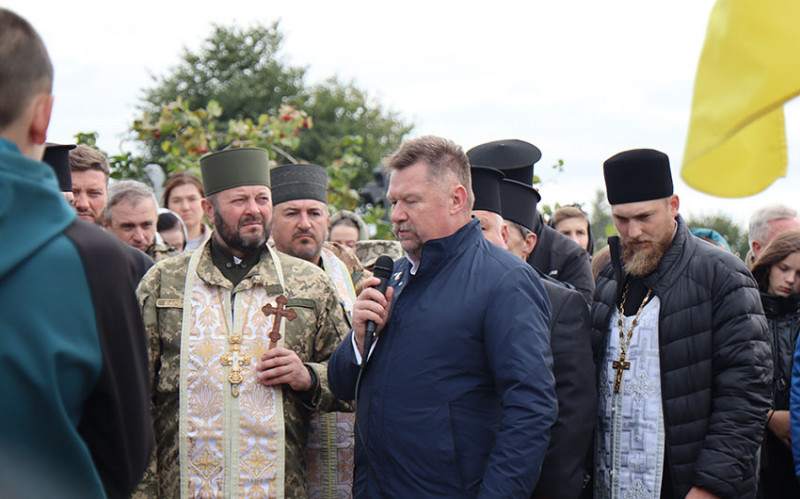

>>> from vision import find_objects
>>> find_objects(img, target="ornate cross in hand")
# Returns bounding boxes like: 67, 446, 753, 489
262, 295, 297, 349
612, 354, 630, 394
221, 335, 250, 397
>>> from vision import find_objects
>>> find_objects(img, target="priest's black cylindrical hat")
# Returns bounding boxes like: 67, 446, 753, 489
466, 139, 542, 186
603, 148, 673, 205
43, 143, 76, 193
470, 166, 505, 215
200, 148, 270, 196
500, 178, 540, 232
271, 163, 328, 206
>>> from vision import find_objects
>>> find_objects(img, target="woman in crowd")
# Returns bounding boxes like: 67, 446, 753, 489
551, 205, 593, 255
162, 172, 209, 250
750, 229, 800, 498
157, 208, 187, 252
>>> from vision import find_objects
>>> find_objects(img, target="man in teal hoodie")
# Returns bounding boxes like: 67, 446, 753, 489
0, 9, 152, 498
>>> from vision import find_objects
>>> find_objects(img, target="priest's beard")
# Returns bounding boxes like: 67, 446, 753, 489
621, 236, 671, 277
214, 210, 272, 256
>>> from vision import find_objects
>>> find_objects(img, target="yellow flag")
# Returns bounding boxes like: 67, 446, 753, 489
682, 0, 800, 197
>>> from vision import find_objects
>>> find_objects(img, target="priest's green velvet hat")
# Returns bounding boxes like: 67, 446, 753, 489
200, 148, 270, 196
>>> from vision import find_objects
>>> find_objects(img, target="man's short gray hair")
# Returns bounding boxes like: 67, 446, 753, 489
748, 204, 798, 247
508, 220, 533, 240
105, 180, 159, 224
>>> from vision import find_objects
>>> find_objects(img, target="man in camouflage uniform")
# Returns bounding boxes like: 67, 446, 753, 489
134, 148, 349, 498
105, 180, 178, 262
270, 163, 363, 498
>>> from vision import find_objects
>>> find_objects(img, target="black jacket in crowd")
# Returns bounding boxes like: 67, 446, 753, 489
591, 215, 772, 498
528, 217, 595, 303
533, 275, 596, 499
757, 292, 800, 498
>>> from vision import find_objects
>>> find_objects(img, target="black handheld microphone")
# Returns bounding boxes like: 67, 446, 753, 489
361, 255, 394, 366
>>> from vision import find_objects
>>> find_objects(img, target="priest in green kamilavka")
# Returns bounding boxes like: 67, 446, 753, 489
133, 147, 349, 498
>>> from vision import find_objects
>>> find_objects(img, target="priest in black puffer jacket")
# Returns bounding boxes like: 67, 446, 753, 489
591, 149, 772, 499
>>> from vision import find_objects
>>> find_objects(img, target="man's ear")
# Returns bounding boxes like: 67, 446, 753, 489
201, 198, 215, 227
29, 93, 54, 146
525, 232, 538, 257
450, 184, 468, 214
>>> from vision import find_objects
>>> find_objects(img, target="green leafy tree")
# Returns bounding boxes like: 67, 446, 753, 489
133, 98, 311, 174
139, 22, 412, 198
141, 23, 305, 122
685, 212, 749, 258
589, 189, 616, 252
297, 77, 412, 185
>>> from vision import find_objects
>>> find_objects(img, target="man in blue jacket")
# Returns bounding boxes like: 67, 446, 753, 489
328, 135, 557, 498
0, 9, 152, 498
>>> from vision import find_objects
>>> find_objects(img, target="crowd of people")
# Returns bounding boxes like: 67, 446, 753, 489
5, 7, 800, 499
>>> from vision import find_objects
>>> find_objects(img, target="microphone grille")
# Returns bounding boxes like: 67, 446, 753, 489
372, 255, 394, 279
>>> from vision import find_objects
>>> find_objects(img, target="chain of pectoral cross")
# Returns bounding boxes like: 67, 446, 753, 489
612, 283, 652, 394
219, 294, 297, 398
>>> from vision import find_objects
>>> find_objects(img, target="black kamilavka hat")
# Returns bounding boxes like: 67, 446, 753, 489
271, 163, 328, 206
500, 178, 540, 232
603, 148, 673, 205
470, 166, 505, 215
42, 143, 76, 193
467, 139, 542, 186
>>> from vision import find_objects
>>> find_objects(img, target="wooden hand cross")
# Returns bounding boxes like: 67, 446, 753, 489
262, 295, 297, 349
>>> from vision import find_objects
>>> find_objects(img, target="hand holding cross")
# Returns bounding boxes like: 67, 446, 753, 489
262, 295, 297, 349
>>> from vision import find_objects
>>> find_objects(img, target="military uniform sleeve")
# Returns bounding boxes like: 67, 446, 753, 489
130, 265, 163, 498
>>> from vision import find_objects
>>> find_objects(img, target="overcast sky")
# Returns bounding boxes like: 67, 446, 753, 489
8, 0, 800, 225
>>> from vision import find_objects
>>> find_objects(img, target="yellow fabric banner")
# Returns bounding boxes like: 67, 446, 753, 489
682, 0, 800, 197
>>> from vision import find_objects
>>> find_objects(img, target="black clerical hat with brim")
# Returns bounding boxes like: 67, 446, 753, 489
500, 178, 540, 232
43, 143, 76, 193
603, 148, 673, 205
200, 148, 270, 196
470, 166, 505, 215
271, 163, 328, 206
467, 139, 542, 186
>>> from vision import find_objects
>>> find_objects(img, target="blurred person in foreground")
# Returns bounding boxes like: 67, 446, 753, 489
0, 8, 152, 497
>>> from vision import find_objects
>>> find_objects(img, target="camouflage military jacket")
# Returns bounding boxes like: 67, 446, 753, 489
134, 240, 349, 498
146, 241, 180, 263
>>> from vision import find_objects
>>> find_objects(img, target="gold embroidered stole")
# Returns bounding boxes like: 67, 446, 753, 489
320, 247, 357, 316
306, 248, 356, 498
179, 246, 287, 498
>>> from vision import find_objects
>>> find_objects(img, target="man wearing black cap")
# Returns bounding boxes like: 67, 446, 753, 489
134, 148, 350, 498
467, 139, 594, 302
0, 9, 152, 497
43, 142, 76, 203
591, 148, 771, 499
270, 163, 367, 497
500, 175, 597, 499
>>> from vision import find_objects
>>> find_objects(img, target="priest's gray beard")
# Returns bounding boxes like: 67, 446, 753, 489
621, 237, 671, 277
